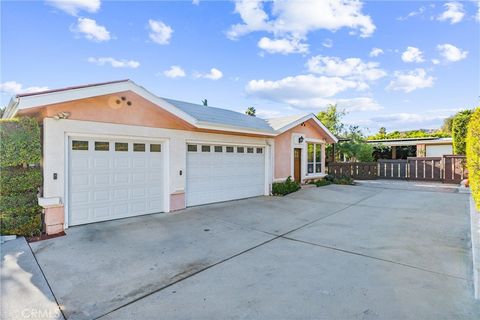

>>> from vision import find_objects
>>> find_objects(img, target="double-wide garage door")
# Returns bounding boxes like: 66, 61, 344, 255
69, 138, 164, 226
186, 144, 266, 206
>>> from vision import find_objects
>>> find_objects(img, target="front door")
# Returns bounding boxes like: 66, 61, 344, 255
294, 148, 301, 183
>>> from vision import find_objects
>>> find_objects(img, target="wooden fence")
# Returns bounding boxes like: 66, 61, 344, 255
327, 155, 466, 184
328, 162, 377, 180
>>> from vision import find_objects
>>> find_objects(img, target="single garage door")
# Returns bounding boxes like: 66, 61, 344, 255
426, 144, 453, 157
68, 138, 165, 226
186, 144, 265, 206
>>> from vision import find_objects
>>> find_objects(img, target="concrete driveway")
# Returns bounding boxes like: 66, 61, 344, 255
28, 182, 479, 319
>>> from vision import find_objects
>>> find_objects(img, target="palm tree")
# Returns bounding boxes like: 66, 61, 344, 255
245, 106, 256, 116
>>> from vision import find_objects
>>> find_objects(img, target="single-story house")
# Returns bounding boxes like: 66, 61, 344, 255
367, 137, 453, 159
2, 80, 337, 234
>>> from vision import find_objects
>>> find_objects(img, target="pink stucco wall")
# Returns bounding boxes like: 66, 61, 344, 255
170, 193, 186, 211
274, 119, 331, 180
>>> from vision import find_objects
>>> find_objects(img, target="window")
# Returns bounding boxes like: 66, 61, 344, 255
201, 145, 211, 152
115, 142, 128, 152
307, 143, 322, 174
214, 146, 223, 152
133, 143, 145, 152
237, 147, 244, 153
187, 144, 197, 152
95, 141, 109, 151
256, 148, 263, 154
226, 146, 234, 153
150, 144, 161, 152
247, 147, 254, 153
72, 140, 88, 150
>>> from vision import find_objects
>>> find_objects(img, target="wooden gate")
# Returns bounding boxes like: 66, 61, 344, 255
443, 155, 467, 183
407, 157, 442, 181
378, 159, 408, 179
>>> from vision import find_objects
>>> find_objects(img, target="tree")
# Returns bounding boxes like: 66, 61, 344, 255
452, 109, 473, 154
317, 104, 346, 135
378, 127, 387, 137
245, 106, 256, 116
441, 115, 454, 134
336, 125, 374, 162
201, 99, 208, 106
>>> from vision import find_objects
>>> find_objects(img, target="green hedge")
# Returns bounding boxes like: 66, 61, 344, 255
452, 110, 473, 155
467, 108, 480, 210
0, 167, 42, 195
0, 117, 42, 236
272, 176, 301, 196
0, 117, 41, 167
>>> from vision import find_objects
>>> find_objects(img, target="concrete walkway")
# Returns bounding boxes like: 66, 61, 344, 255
1, 237, 63, 320
14, 183, 480, 319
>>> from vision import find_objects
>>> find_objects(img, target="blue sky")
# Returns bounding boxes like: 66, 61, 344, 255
1, 0, 479, 134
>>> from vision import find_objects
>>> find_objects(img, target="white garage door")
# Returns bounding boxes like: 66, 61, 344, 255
68, 138, 165, 226
186, 144, 266, 207
426, 144, 453, 157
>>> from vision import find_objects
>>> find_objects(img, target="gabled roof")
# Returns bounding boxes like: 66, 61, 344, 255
163, 98, 275, 134
266, 113, 338, 143
3, 79, 337, 141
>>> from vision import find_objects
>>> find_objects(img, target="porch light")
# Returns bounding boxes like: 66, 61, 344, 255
298, 136, 304, 143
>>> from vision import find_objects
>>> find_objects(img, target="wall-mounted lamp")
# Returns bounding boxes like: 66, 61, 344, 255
298, 136, 304, 143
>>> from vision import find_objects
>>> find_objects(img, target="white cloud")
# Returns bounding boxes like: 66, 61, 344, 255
163, 65, 186, 78
397, 6, 427, 21
72, 18, 110, 42
369, 47, 384, 57
387, 68, 434, 93
257, 37, 308, 54
46, 0, 100, 16
306, 55, 386, 82
401, 46, 424, 63
246, 74, 362, 101
194, 68, 223, 80
371, 113, 438, 123
308, 97, 383, 112
148, 19, 173, 45
192, 0, 200, 5
87, 57, 140, 68
477, 1, 480, 22
431, 59, 440, 65
227, 0, 375, 47
436, 43, 468, 62
322, 38, 333, 48
437, 2, 465, 24
0, 81, 49, 95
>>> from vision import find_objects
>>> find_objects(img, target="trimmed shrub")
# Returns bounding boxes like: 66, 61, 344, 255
272, 176, 301, 196
0, 167, 42, 195
0, 117, 42, 236
466, 108, 480, 209
324, 174, 335, 182
333, 176, 355, 185
452, 110, 473, 155
314, 179, 331, 187
0, 118, 41, 167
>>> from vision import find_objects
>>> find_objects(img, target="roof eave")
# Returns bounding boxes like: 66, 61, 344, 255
275, 114, 338, 143
196, 121, 276, 136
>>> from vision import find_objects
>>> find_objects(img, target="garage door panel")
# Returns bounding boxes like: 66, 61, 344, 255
114, 158, 130, 169
69, 138, 165, 226
186, 144, 265, 207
